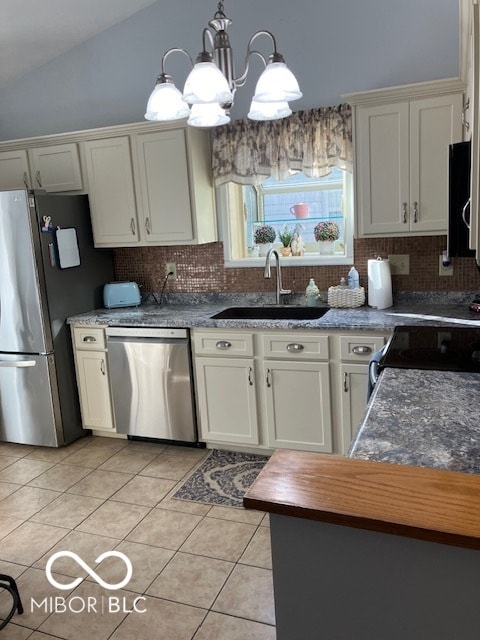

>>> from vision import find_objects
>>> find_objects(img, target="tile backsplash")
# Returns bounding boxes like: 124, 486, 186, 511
114, 236, 480, 295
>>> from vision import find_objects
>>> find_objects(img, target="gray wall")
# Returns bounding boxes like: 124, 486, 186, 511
0, 0, 459, 141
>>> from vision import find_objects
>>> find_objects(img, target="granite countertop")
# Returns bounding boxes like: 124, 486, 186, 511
349, 368, 480, 473
67, 296, 480, 332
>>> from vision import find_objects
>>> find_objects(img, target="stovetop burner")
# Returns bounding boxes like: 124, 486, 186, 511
380, 326, 480, 372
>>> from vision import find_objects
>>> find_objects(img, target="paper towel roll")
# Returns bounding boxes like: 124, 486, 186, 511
368, 258, 393, 309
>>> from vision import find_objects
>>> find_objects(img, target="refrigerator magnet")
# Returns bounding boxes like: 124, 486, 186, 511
41, 215, 52, 232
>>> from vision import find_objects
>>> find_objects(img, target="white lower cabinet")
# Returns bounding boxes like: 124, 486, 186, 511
71, 325, 115, 432
194, 357, 259, 445
264, 360, 332, 452
192, 328, 389, 454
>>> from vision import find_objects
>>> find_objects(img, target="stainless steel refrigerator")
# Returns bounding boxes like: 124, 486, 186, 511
0, 189, 114, 447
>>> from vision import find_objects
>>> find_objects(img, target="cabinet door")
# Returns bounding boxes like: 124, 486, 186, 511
194, 357, 259, 445
339, 363, 369, 453
409, 94, 463, 233
133, 129, 194, 243
75, 350, 114, 430
28, 143, 83, 192
357, 102, 410, 235
264, 360, 332, 453
0, 149, 30, 190
83, 137, 139, 246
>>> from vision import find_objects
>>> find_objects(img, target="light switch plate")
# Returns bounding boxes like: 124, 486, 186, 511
388, 254, 410, 275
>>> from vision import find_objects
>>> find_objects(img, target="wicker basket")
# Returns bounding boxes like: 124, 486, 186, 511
327, 285, 365, 308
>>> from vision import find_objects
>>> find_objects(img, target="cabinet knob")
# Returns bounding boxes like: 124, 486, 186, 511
412, 201, 418, 223
215, 340, 232, 350
82, 336, 97, 343
35, 170, 42, 187
286, 343, 304, 352
352, 345, 372, 355
402, 202, 408, 224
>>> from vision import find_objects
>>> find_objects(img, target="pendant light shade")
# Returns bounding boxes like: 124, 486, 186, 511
145, 82, 190, 121
247, 99, 292, 121
183, 62, 233, 105
253, 62, 303, 103
187, 103, 231, 128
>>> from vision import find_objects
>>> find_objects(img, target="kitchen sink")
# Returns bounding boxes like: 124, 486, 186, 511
211, 306, 330, 320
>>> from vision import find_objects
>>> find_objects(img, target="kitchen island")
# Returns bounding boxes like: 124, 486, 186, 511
244, 366, 480, 640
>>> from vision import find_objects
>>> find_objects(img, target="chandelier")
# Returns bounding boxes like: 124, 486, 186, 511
144, 1, 302, 128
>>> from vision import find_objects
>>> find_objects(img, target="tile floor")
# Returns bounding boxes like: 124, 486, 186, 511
0, 435, 275, 639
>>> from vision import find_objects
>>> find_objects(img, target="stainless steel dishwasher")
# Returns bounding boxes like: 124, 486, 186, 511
105, 327, 198, 443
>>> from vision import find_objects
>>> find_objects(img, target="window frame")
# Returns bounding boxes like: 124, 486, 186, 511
218, 171, 354, 268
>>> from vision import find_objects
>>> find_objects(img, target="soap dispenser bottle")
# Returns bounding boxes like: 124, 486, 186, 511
348, 266, 360, 289
306, 278, 319, 306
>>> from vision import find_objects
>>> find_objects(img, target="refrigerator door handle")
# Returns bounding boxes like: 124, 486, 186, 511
0, 360, 36, 368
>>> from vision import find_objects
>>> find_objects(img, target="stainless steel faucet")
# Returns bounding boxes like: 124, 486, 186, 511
264, 248, 291, 305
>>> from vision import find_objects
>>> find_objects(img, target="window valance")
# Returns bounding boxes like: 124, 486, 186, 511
212, 104, 352, 186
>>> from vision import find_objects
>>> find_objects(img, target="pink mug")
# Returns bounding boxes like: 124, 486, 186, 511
290, 203, 309, 219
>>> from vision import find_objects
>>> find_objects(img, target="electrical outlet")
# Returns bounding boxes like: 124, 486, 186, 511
388, 254, 410, 275
438, 255, 453, 276
165, 262, 177, 280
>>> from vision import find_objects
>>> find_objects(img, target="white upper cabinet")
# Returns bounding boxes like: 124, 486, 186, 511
83, 136, 140, 245
0, 143, 83, 192
346, 80, 464, 237
82, 124, 216, 247
132, 129, 194, 243
28, 143, 83, 192
0, 149, 30, 190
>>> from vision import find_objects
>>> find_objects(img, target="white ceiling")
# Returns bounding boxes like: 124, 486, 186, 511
0, 0, 159, 89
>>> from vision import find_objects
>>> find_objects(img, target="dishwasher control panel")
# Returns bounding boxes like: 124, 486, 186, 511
106, 326, 188, 339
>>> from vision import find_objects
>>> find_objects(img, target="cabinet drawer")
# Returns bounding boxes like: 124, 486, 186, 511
193, 331, 254, 357
73, 326, 107, 350
262, 333, 329, 360
339, 334, 387, 362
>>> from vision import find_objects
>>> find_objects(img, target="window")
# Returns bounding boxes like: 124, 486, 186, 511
219, 169, 353, 267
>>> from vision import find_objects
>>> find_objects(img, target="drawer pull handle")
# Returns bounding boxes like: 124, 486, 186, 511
82, 336, 97, 343
215, 340, 232, 350
248, 367, 254, 386
35, 170, 42, 187
130, 217, 136, 235
286, 343, 304, 352
352, 345, 372, 355
23, 172, 30, 188
100, 359, 106, 376
343, 372, 349, 392
402, 202, 408, 224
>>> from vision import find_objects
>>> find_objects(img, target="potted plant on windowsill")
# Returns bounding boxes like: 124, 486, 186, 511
278, 225, 294, 256
254, 224, 276, 257
313, 221, 340, 255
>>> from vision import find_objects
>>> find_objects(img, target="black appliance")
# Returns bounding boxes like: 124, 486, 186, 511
368, 325, 480, 397
448, 140, 474, 258
380, 326, 480, 372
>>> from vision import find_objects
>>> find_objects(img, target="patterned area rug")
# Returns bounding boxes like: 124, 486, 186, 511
173, 449, 269, 508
